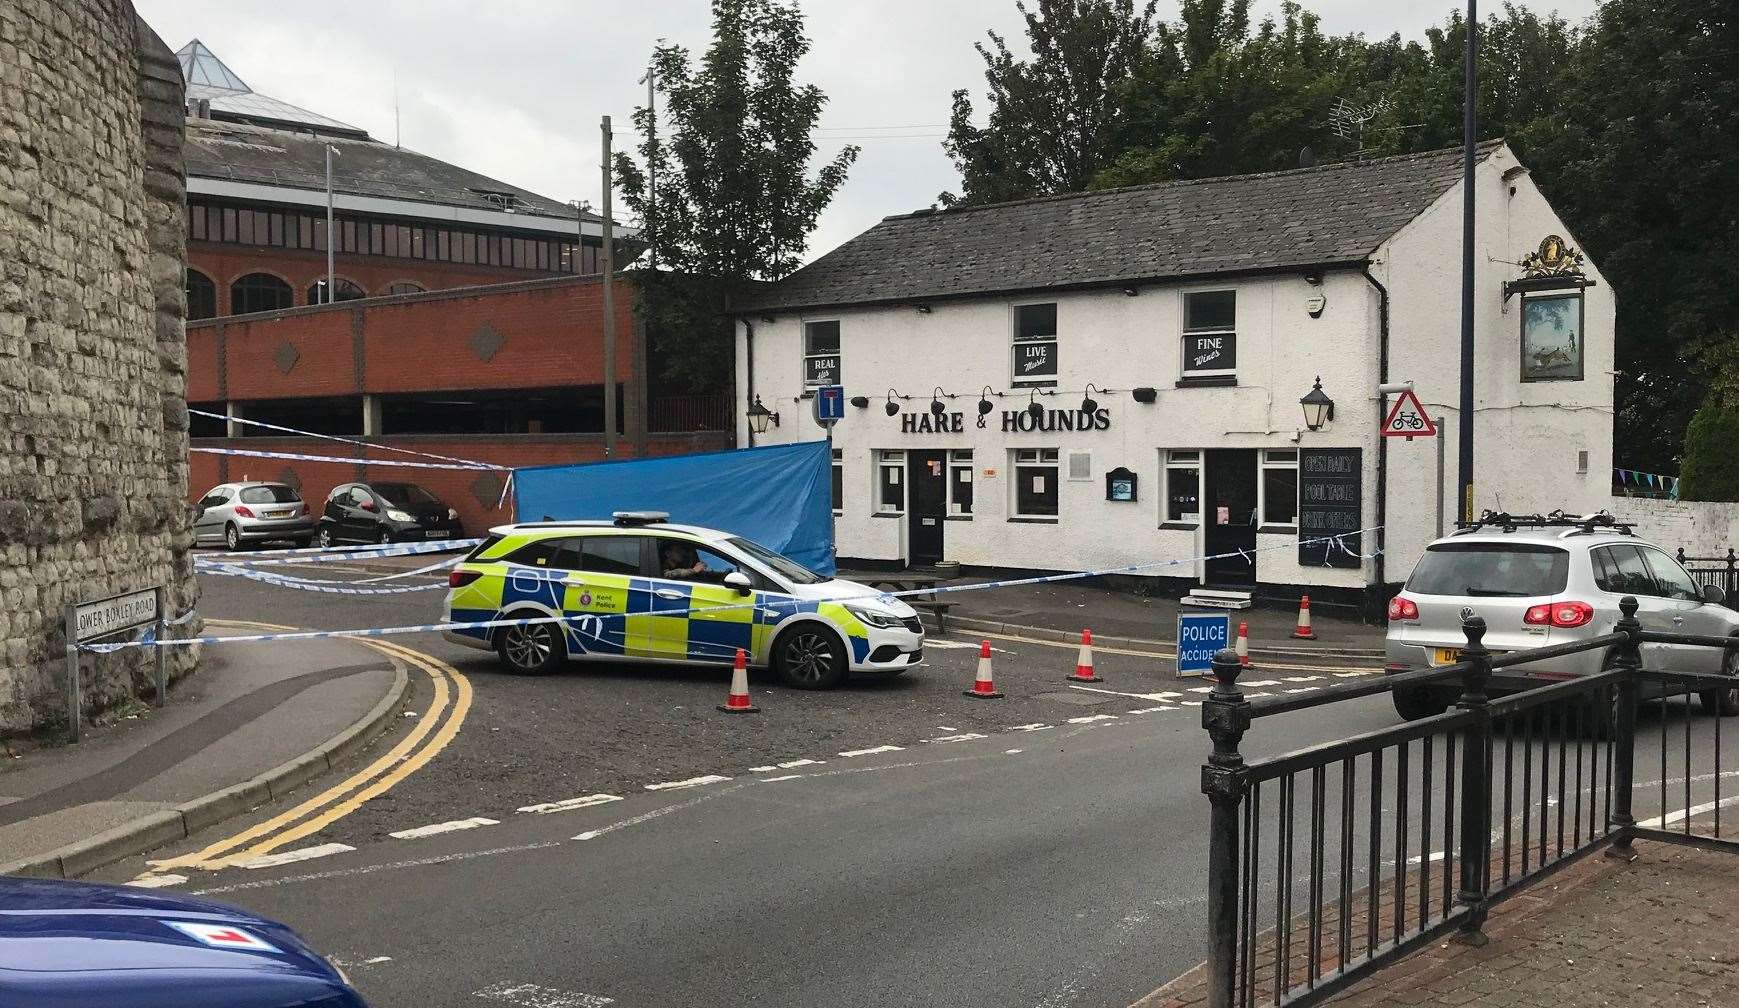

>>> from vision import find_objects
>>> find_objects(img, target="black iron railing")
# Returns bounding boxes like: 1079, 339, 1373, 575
1677, 548, 1737, 606
1200, 596, 1737, 1008
648, 393, 731, 433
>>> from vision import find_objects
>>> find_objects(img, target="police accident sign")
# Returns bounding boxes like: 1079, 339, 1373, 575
1177, 612, 1231, 677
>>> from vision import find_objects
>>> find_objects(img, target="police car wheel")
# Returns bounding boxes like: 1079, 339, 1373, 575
773, 625, 847, 690
497, 618, 564, 676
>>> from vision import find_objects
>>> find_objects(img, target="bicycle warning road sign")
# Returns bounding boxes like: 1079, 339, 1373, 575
1381, 388, 1437, 439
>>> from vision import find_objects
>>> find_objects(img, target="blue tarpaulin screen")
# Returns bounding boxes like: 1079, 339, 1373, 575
512, 441, 836, 575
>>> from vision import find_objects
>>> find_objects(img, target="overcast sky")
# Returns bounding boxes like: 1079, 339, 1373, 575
136, 0, 1601, 262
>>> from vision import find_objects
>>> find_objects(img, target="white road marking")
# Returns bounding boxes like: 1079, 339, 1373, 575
925, 733, 987, 743
748, 765, 777, 772
1007, 723, 1053, 731
839, 745, 904, 757
1639, 793, 1739, 829
1005, 749, 1024, 755
516, 794, 623, 815
1283, 687, 1319, 694
194, 842, 565, 896
1126, 706, 1177, 714
645, 774, 731, 791
126, 873, 188, 888
233, 843, 355, 870
389, 817, 499, 840
1334, 671, 1372, 678
474, 981, 615, 1007
1066, 714, 1118, 724
936, 726, 957, 731
751, 758, 824, 772
1283, 676, 1323, 682
331, 955, 394, 968
761, 774, 804, 782
574, 783, 751, 841
1067, 684, 1185, 702
1187, 686, 1214, 693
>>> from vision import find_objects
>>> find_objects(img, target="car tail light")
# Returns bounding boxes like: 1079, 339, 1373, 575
1525, 600, 1594, 629
1387, 596, 1419, 621
233, 505, 255, 518
448, 570, 482, 589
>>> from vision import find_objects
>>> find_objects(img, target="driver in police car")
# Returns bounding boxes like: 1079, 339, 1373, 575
660, 541, 708, 580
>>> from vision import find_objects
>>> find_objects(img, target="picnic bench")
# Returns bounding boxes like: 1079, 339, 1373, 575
857, 572, 956, 633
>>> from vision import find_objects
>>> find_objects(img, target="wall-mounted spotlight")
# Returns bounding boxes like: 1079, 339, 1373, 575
849, 395, 869, 409
978, 385, 995, 417
1081, 384, 1102, 414
884, 389, 902, 417
1026, 389, 1043, 421
930, 386, 949, 415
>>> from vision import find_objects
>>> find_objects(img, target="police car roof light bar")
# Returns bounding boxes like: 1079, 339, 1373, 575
612, 511, 670, 527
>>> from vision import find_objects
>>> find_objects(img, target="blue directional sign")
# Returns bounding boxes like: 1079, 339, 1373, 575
813, 384, 845, 427
1177, 611, 1231, 676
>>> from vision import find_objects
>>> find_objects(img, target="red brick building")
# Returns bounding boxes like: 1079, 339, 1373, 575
188, 275, 731, 533
178, 41, 731, 531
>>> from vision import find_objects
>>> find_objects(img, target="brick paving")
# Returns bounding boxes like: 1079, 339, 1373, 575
1138, 839, 1738, 1008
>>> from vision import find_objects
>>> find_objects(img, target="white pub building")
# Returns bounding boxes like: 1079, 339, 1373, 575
736, 142, 1615, 609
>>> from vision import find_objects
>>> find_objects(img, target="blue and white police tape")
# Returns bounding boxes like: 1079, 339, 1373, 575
92, 527, 1385, 651
200, 538, 481, 560
188, 409, 508, 471
198, 556, 459, 585
195, 538, 482, 567
201, 563, 451, 595
190, 446, 500, 472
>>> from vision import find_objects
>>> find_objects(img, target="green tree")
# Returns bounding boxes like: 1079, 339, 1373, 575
614, 0, 858, 388
1679, 396, 1739, 502
940, 0, 1158, 206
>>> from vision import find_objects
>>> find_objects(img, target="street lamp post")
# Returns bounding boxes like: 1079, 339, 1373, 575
1457, 1, 1478, 520
324, 144, 339, 304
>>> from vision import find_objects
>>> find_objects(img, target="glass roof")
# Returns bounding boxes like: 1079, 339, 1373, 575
176, 39, 250, 93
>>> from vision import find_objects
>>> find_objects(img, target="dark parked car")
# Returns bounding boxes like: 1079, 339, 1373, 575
314, 481, 464, 546
0, 875, 368, 1007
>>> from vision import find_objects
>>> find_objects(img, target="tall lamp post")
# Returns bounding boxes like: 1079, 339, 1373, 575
1457, 2, 1478, 521
324, 144, 340, 304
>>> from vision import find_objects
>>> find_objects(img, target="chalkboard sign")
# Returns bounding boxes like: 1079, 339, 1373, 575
1298, 448, 1362, 568
1183, 333, 1236, 374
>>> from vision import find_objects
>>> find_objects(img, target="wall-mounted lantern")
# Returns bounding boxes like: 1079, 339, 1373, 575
1299, 376, 1335, 431
747, 395, 781, 435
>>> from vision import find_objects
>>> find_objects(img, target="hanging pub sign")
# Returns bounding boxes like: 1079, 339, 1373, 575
1297, 448, 1362, 569
1503, 235, 1594, 384
1182, 332, 1235, 375
1012, 340, 1058, 382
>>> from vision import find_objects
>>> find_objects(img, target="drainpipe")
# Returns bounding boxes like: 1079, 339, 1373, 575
1362, 265, 1390, 596
743, 318, 756, 448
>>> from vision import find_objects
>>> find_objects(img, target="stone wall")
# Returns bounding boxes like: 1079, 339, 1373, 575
0, 3, 199, 734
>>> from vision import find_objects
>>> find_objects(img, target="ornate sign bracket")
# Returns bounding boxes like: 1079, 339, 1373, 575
1503, 234, 1597, 301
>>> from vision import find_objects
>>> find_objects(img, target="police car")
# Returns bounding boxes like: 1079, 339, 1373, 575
0, 876, 367, 1007
443, 513, 925, 688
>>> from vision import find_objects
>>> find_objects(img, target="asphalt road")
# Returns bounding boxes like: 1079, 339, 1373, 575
101, 555, 1729, 1008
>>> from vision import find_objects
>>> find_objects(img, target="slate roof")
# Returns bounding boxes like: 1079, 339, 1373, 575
185, 118, 594, 223
743, 141, 1504, 313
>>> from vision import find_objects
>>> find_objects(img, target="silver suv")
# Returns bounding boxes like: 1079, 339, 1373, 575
1386, 512, 1739, 721
193, 481, 317, 550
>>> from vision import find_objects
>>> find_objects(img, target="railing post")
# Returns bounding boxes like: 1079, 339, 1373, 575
1608, 595, 1642, 857
1726, 548, 1737, 603
1202, 648, 1250, 1008
1454, 613, 1491, 941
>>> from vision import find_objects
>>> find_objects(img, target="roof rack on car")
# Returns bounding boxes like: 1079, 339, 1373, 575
1451, 509, 1635, 537
612, 511, 670, 527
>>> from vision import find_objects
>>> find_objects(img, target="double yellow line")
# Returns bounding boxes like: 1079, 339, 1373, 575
148, 634, 471, 874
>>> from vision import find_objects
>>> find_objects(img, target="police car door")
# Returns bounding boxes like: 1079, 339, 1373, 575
560, 535, 654, 659
648, 541, 760, 665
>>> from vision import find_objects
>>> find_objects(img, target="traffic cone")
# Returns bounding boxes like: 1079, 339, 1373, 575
1291, 596, 1318, 640
718, 648, 760, 713
1068, 629, 1103, 683
1236, 622, 1250, 667
964, 640, 1003, 698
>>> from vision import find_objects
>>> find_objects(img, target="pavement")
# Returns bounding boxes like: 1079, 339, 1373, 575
1321, 840, 1738, 1008
0, 624, 408, 878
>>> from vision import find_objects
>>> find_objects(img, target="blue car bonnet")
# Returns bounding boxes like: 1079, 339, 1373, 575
0, 877, 365, 1008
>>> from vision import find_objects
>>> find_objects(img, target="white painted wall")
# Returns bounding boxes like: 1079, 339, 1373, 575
740, 271, 1379, 589
1611, 498, 1739, 556
1375, 144, 1616, 580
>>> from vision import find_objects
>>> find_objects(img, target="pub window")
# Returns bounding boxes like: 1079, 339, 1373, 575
877, 450, 905, 514
1163, 449, 1201, 525
948, 449, 974, 516
185, 269, 216, 321
1181, 290, 1236, 381
229, 273, 292, 315
831, 448, 844, 514
803, 320, 841, 388
1259, 448, 1299, 527
1012, 448, 1059, 519
1011, 302, 1059, 387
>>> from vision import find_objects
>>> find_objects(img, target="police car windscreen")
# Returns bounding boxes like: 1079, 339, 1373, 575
727, 536, 827, 584
1406, 542, 1568, 597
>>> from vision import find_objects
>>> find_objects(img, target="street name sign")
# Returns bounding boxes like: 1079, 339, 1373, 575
72, 588, 158, 643
1177, 611, 1231, 677
64, 586, 167, 743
